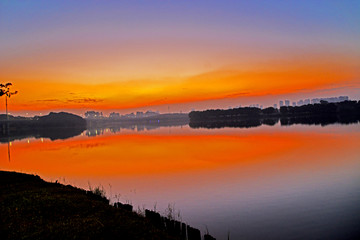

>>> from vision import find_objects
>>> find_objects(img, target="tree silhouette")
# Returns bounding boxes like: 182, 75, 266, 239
0, 83, 18, 120
0, 86, 5, 97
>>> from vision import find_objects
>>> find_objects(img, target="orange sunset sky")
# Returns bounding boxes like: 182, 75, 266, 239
1, 1, 359, 116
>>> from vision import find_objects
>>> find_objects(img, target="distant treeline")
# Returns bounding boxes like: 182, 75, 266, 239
189, 100, 360, 129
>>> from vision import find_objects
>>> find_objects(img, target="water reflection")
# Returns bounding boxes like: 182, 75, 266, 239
0, 126, 86, 143
1, 122, 360, 239
86, 118, 189, 137
2, 114, 359, 142
7, 138, 10, 162
189, 117, 277, 129
190, 115, 360, 129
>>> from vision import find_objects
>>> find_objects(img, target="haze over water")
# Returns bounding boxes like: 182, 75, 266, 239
1, 123, 359, 239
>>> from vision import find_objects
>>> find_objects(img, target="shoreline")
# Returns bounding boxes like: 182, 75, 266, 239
0, 170, 215, 240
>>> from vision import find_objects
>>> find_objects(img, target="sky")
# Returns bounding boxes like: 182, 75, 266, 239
1, 0, 359, 115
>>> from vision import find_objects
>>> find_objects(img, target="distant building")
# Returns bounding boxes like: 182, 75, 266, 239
311, 96, 349, 104
85, 111, 103, 119
136, 112, 144, 118
311, 98, 319, 104
123, 113, 135, 118
339, 96, 349, 102
273, 104, 277, 109
276, 96, 349, 108
145, 111, 159, 117
109, 112, 120, 119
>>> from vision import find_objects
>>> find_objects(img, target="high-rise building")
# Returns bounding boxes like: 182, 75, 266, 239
109, 112, 120, 119
273, 104, 277, 109
339, 96, 349, 101
285, 100, 290, 106
311, 98, 319, 104
136, 112, 144, 118
311, 96, 349, 104
279, 101, 284, 107
85, 111, 103, 119
292, 102, 296, 107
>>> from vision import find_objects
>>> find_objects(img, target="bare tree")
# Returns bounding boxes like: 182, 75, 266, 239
0, 83, 18, 120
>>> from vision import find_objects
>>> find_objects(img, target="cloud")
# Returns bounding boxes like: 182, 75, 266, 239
35, 97, 103, 104
224, 92, 250, 98
66, 98, 104, 104
36, 99, 61, 102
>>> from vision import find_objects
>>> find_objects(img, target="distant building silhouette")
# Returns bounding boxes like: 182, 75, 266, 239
109, 112, 120, 119
311, 96, 349, 104
273, 95, 350, 110
145, 111, 159, 117
123, 113, 135, 118
85, 111, 103, 119
136, 112, 144, 118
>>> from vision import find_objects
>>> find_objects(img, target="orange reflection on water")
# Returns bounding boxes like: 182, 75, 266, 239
2, 129, 357, 179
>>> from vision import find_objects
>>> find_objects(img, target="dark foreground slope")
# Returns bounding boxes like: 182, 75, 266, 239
0, 171, 181, 240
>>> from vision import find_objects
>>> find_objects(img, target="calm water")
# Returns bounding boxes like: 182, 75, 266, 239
1, 123, 360, 239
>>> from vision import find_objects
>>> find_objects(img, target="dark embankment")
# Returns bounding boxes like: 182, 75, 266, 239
0, 171, 215, 240
0, 112, 86, 142
189, 100, 360, 129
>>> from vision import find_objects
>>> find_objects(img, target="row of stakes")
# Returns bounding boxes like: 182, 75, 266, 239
114, 202, 216, 240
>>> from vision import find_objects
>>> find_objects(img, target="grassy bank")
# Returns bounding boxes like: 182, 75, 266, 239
0, 170, 182, 240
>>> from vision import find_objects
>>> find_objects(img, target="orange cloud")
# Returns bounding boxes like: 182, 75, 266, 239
2, 53, 359, 113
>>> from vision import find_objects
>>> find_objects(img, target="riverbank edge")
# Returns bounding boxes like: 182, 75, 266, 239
0, 170, 215, 240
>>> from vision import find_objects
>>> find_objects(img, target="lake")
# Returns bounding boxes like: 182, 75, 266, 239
1, 123, 359, 239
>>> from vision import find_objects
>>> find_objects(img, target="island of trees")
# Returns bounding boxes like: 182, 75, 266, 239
0, 112, 87, 142
189, 100, 360, 129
